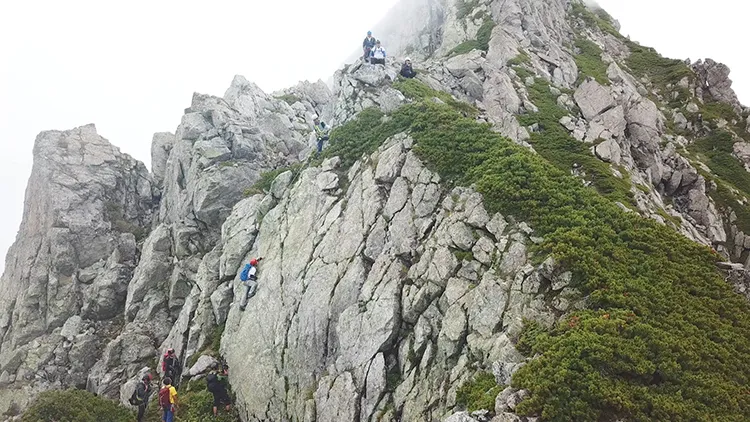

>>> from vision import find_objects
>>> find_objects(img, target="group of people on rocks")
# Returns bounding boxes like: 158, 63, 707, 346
362, 30, 417, 79
129, 348, 232, 421
312, 31, 419, 153
128, 29, 424, 419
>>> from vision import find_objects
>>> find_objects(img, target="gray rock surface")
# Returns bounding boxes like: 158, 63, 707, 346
3, 1, 750, 420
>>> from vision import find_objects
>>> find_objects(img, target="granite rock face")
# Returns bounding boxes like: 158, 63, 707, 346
4, 0, 750, 420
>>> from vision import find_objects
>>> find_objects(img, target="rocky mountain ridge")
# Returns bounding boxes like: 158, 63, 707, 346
3, 0, 750, 421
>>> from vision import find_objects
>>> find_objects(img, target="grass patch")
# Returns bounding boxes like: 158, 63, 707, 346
244, 163, 304, 196
393, 78, 477, 115
624, 41, 693, 108
448, 17, 496, 56
456, 372, 503, 412
22, 389, 134, 422
574, 39, 609, 85
518, 79, 634, 205
689, 131, 750, 232
456, 0, 480, 20
701, 101, 740, 124
507, 51, 531, 67
569, 2, 622, 38
323, 92, 750, 420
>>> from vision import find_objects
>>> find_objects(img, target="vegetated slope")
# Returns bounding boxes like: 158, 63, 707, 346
322, 77, 750, 421
7, 0, 750, 421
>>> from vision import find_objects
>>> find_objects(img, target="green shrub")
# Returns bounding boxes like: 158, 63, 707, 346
569, 2, 622, 38
625, 42, 692, 108
518, 79, 634, 205
456, 0, 480, 20
701, 101, 740, 124
245, 163, 304, 196
448, 18, 496, 56
689, 131, 750, 232
507, 51, 531, 67
324, 95, 750, 421
574, 39, 609, 85
456, 372, 503, 412
142, 388, 240, 422
392, 78, 477, 115
22, 389, 134, 422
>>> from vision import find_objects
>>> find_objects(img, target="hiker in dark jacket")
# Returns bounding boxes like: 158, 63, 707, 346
130, 374, 153, 422
206, 364, 232, 416
400, 58, 417, 78
363, 31, 377, 62
162, 348, 181, 386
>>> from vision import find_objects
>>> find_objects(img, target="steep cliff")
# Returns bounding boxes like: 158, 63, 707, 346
6, 0, 750, 421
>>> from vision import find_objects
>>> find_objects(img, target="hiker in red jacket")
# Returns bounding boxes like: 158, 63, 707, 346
161, 348, 181, 386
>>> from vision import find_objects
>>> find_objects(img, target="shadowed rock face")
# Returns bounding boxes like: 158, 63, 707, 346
3, 0, 750, 420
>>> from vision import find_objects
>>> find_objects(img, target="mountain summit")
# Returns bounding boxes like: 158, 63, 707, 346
3, 1, 750, 421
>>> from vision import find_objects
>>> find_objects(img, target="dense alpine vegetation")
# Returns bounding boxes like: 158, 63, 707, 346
318, 77, 750, 420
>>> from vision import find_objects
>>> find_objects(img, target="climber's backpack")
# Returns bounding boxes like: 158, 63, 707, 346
240, 264, 251, 282
129, 382, 146, 406
206, 373, 220, 393
158, 386, 171, 408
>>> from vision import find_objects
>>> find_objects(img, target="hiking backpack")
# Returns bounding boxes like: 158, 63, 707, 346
129, 382, 147, 406
158, 386, 171, 408
240, 264, 252, 282
206, 373, 219, 393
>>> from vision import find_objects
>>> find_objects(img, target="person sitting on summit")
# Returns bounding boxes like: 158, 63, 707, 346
370, 40, 386, 65
362, 31, 377, 63
400, 57, 417, 78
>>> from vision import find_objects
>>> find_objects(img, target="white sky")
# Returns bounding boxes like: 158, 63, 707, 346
0, 0, 747, 274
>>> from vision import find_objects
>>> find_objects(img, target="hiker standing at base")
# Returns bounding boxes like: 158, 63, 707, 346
158, 377, 178, 422
400, 57, 417, 78
239, 257, 263, 311
370, 40, 386, 65
207, 363, 232, 416
362, 31, 377, 63
313, 115, 330, 153
129, 373, 153, 422
161, 348, 181, 387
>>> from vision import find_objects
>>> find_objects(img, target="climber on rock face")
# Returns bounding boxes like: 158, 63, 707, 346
239, 257, 263, 311
370, 40, 386, 65
363, 31, 377, 63
313, 115, 330, 153
400, 58, 416, 78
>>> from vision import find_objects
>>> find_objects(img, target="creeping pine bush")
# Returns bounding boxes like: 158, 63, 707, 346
688, 131, 750, 233
456, 372, 504, 412
518, 79, 634, 206
573, 39, 609, 85
22, 389, 134, 422
331, 81, 750, 420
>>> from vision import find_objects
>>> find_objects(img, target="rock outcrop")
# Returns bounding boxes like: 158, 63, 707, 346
4, 0, 750, 421
220, 135, 569, 421
0, 124, 154, 412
